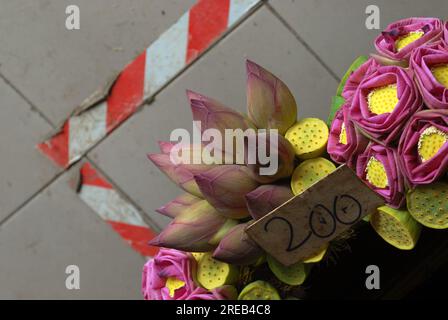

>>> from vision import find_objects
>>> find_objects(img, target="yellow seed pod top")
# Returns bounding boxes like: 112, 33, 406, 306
431, 64, 448, 88
370, 206, 421, 250
417, 126, 448, 162
367, 84, 398, 115
165, 277, 186, 297
285, 118, 329, 159
395, 31, 424, 51
197, 253, 239, 290
365, 157, 389, 189
238, 280, 281, 300
290, 157, 336, 196
302, 243, 328, 263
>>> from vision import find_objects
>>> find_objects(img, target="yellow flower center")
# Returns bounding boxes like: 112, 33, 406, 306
418, 126, 448, 162
431, 64, 448, 89
339, 123, 348, 145
367, 84, 399, 115
395, 31, 424, 51
165, 277, 185, 297
366, 157, 389, 189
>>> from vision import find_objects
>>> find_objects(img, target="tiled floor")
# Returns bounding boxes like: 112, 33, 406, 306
0, 0, 446, 299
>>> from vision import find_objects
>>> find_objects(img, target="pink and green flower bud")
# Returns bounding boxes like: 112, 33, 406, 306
327, 103, 368, 168
349, 65, 422, 145
156, 193, 202, 218
246, 60, 297, 135
194, 165, 259, 219
356, 143, 405, 208
148, 153, 204, 197
398, 109, 448, 186
374, 17, 443, 63
244, 130, 296, 183
187, 90, 255, 134
213, 222, 263, 266
149, 200, 229, 252
410, 41, 448, 109
245, 185, 293, 220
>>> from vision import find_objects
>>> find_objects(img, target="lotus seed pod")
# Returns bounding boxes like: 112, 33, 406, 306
302, 243, 328, 264
197, 253, 239, 290
290, 158, 337, 196
407, 182, 448, 229
191, 252, 205, 262
285, 118, 329, 159
238, 280, 281, 300
370, 205, 421, 250
267, 255, 309, 286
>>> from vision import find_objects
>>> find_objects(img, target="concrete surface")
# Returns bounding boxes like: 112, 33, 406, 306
0, 0, 446, 299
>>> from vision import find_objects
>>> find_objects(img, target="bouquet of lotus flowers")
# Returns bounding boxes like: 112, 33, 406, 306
142, 17, 448, 300
328, 17, 448, 250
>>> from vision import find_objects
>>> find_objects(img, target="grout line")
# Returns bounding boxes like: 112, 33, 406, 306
0, 169, 66, 228
0, 72, 56, 129
266, 3, 341, 83
85, 156, 163, 233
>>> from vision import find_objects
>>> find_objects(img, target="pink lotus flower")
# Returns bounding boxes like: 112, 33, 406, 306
445, 21, 448, 42
398, 110, 448, 185
156, 193, 201, 218
327, 103, 368, 168
246, 60, 297, 135
342, 58, 380, 102
349, 65, 422, 145
194, 165, 259, 219
374, 17, 444, 62
213, 222, 263, 265
356, 143, 405, 208
245, 184, 293, 220
410, 41, 448, 109
142, 249, 235, 300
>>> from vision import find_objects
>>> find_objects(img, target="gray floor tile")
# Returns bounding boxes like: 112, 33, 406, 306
88, 6, 338, 226
0, 77, 59, 222
0, 0, 195, 125
270, 0, 448, 77
0, 163, 145, 299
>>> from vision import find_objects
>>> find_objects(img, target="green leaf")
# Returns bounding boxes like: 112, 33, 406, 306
327, 95, 345, 126
335, 55, 369, 97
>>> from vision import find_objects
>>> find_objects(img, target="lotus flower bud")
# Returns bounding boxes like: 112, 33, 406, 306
374, 17, 443, 63
410, 41, 448, 109
341, 58, 380, 103
187, 90, 255, 134
356, 143, 405, 208
156, 193, 202, 218
158, 141, 173, 154
148, 153, 205, 197
194, 165, 259, 219
327, 103, 368, 168
349, 65, 422, 145
398, 110, 448, 186
245, 185, 293, 220
213, 222, 263, 265
149, 200, 229, 252
244, 130, 295, 183
246, 60, 297, 135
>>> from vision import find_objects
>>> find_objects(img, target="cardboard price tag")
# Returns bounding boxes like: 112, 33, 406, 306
246, 165, 384, 266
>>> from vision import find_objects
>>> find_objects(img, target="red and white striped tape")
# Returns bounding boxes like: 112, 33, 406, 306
78, 162, 159, 257
38, 0, 260, 168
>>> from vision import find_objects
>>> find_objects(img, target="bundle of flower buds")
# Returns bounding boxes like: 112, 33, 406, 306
143, 59, 334, 300
328, 17, 448, 250
141, 17, 448, 300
